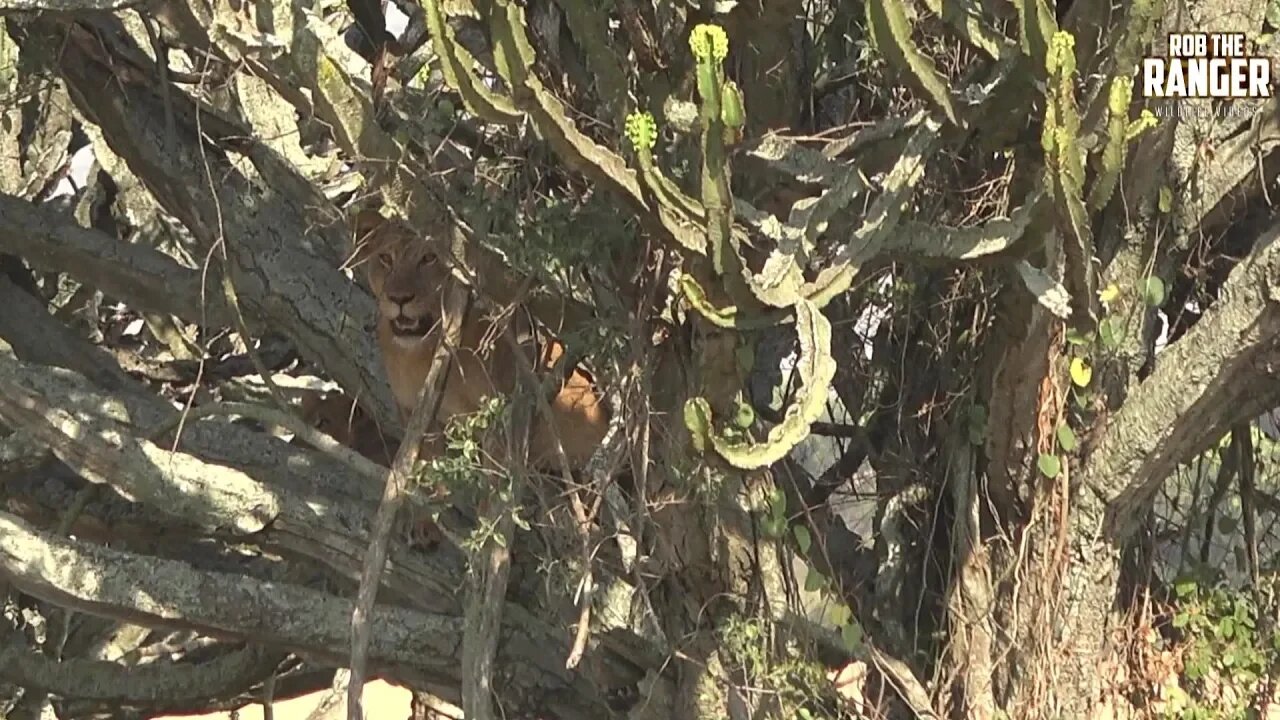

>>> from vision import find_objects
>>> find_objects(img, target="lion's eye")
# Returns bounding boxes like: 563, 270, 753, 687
378, 253, 393, 268
417, 255, 434, 268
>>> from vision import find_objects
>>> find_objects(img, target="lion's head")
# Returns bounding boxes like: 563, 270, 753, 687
352, 210, 454, 349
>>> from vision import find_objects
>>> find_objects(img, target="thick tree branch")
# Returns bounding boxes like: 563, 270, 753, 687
0, 0, 140, 7
1085, 218, 1280, 540
0, 508, 664, 719
0, 642, 283, 709
0, 193, 234, 329
0, 343, 674, 716
0, 344, 282, 535
0, 273, 133, 391
0, 339, 470, 608
0, 511, 458, 680
19, 16, 400, 431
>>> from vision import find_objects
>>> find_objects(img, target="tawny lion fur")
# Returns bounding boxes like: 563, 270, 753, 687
353, 210, 608, 470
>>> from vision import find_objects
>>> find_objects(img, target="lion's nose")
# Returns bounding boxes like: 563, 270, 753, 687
386, 290, 415, 307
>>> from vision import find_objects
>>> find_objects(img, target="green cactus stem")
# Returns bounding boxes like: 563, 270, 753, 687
1126, 109, 1157, 141
555, 0, 628, 121
626, 111, 708, 223
1015, 0, 1058, 67
708, 301, 837, 470
1046, 33, 1084, 190
721, 80, 746, 145
679, 274, 792, 330
886, 185, 1047, 260
689, 23, 735, 279
624, 111, 658, 153
684, 397, 713, 453
867, 0, 960, 126
1112, 0, 1166, 81
798, 114, 939, 310
1088, 76, 1133, 211
1044, 31, 1098, 328
423, 0, 522, 124
920, 0, 1010, 60
453, 0, 707, 255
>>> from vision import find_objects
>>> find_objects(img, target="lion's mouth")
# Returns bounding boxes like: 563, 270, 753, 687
390, 314, 434, 337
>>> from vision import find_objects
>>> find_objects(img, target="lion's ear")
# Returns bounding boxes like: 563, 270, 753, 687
352, 208, 385, 244
347, 207, 386, 268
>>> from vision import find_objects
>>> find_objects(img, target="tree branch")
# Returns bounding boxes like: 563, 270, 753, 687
0, 0, 141, 8
349, 283, 467, 720
0, 273, 133, 392
1085, 218, 1280, 540
0, 343, 283, 536
20, 15, 400, 431
0, 641, 283, 709
0, 192, 234, 329
0, 511, 458, 681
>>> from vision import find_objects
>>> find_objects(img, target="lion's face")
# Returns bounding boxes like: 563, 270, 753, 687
356, 216, 453, 349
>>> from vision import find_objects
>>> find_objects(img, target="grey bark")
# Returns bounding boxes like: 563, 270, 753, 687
17, 14, 400, 432
0, 340, 677, 717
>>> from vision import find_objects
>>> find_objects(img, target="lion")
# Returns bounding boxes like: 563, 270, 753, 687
298, 390, 396, 468
352, 209, 609, 472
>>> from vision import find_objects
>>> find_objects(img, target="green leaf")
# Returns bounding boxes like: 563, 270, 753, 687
840, 621, 864, 652
804, 566, 825, 593
1064, 327, 1094, 346
770, 487, 787, 521
1158, 185, 1173, 213
1173, 611, 1189, 628
1142, 276, 1166, 307
829, 603, 852, 627
1056, 423, 1078, 452
1186, 655, 1207, 680
1037, 453, 1061, 478
1175, 577, 1198, 598
733, 399, 756, 429
793, 524, 812, 554
762, 515, 785, 538
1098, 316, 1123, 349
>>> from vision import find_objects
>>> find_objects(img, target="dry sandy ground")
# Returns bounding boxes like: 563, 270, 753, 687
149, 680, 412, 720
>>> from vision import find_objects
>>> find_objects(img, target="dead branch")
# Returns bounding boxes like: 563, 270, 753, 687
348, 283, 468, 720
